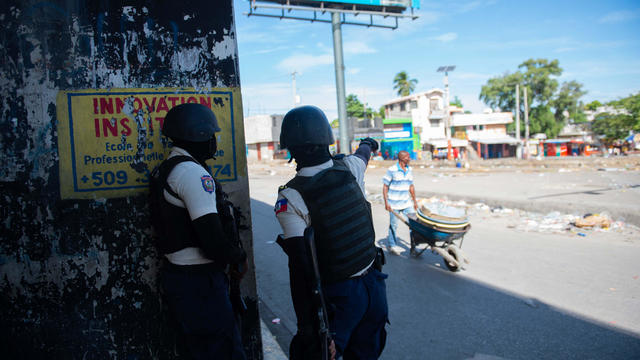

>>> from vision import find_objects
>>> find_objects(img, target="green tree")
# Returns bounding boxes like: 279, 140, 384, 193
393, 71, 418, 97
551, 80, 587, 123
518, 58, 562, 105
450, 96, 463, 108
479, 58, 585, 138
585, 100, 602, 111
591, 92, 640, 141
378, 105, 386, 119
330, 119, 339, 128
346, 94, 376, 120
346, 94, 365, 118
479, 72, 523, 112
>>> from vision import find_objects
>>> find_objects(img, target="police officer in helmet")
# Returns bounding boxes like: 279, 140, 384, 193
275, 105, 388, 359
153, 103, 247, 359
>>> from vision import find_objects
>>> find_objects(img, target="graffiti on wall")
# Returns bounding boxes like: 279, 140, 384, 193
57, 87, 243, 199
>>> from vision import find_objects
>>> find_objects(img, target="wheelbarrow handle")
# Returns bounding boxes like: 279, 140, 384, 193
390, 209, 410, 226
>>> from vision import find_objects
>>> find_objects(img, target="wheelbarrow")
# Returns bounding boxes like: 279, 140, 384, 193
391, 208, 471, 272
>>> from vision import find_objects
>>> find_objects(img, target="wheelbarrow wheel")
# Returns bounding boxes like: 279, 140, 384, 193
443, 246, 461, 272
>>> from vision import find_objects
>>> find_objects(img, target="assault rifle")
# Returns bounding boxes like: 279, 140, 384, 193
213, 179, 247, 322
304, 227, 332, 360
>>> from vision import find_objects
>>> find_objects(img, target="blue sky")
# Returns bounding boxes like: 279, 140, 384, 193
233, 0, 640, 120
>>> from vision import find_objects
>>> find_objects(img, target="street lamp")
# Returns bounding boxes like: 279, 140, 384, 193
437, 65, 456, 160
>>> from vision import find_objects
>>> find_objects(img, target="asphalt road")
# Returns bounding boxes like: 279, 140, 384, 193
249, 162, 640, 359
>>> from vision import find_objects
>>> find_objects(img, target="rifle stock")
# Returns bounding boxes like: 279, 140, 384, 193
213, 178, 247, 322
304, 227, 332, 360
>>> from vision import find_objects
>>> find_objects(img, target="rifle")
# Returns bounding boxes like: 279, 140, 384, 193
304, 227, 332, 360
213, 179, 247, 322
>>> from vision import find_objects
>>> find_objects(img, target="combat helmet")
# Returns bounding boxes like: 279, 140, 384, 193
162, 103, 220, 142
279, 105, 334, 149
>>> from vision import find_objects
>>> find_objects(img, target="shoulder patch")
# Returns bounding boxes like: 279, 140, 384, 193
201, 175, 215, 193
274, 198, 288, 215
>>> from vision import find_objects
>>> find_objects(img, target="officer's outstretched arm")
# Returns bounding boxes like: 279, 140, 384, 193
193, 213, 247, 264
353, 137, 379, 166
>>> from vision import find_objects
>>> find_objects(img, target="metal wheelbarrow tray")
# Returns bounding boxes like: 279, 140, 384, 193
392, 209, 471, 272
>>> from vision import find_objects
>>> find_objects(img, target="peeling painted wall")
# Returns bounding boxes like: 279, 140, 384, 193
0, 1, 261, 358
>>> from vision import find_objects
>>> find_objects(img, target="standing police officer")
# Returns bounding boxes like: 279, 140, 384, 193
151, 103, 247, 359
274, 105, 388, 360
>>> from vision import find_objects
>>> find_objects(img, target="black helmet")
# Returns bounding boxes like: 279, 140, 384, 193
162, 103, 220, 142
280, 105, 334, 149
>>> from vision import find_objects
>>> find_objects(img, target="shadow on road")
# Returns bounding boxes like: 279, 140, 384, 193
250, 198, 640, 360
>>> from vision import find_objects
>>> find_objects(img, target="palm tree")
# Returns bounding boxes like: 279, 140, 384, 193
393, 71, 418, 97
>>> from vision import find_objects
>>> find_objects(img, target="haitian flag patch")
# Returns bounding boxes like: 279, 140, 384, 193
201, 175, 215, 193
274, 199, 288, 214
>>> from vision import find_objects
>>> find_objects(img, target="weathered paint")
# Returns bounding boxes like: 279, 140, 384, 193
0, 1, 261, 358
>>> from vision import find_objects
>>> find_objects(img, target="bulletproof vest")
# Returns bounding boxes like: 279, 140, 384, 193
285, 158, 377, 283
150, 156, 201, 254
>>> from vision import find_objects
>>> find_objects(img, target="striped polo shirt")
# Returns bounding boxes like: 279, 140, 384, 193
383, 163, 414, 210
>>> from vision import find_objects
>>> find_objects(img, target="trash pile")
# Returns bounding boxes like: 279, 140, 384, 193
367, 194, 637, 237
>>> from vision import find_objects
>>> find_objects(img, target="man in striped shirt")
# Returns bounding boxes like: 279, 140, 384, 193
382, 150, 418, 255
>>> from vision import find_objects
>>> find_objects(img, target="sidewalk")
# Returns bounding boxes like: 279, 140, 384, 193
261, 319, 287, 359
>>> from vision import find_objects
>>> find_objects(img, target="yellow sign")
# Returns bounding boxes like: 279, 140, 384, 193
57, 88, 245, 199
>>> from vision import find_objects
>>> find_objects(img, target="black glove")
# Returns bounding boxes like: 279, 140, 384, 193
359, 137, 379, 153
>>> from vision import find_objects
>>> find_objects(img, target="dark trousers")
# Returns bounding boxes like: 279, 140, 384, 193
291, 269, 389, 360
325, 269, 389, 359
161, 263, 246, 360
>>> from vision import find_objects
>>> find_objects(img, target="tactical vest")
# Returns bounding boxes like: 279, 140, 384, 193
284, 158, 377, 283
150, 156, 202, 254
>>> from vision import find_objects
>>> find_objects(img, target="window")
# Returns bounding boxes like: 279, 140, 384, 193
430, 98, 439, 111
410, 100, 418, 109
400, 102, 406, 111
430, 119, 439, 128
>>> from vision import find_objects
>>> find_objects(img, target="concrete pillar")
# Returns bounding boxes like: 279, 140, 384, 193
0, 1, 260, 358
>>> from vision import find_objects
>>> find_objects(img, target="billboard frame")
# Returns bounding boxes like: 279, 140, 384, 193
247, 0, 418, 29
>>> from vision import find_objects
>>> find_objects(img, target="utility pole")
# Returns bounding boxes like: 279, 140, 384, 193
515, 84, 521, 159
437, 66, 456, 161
332, 12, 349, 153
246, 2, 419, 153
524, 86, 529, 159
291, 71, 299, 107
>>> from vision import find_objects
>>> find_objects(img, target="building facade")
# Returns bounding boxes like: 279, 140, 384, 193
244, 114, 285, 160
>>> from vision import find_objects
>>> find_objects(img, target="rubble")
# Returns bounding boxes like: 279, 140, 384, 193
371, 195, 638, 237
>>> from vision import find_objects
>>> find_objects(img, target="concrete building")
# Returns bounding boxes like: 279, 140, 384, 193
383, 89, 466, 158
452, 111, 520, 159
383, 89, 521, 159
244, 114, 285, 160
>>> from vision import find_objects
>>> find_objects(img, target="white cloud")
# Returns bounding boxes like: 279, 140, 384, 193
598, 10, 640, 24
431, 32, 458, 43
347, 68, 362, 75
344, 41, 377, 55
277, 53, 334, 72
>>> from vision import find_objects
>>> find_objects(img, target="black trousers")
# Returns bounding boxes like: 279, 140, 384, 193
161, 263, 246, 360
